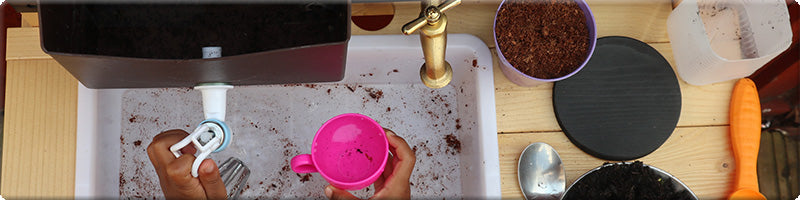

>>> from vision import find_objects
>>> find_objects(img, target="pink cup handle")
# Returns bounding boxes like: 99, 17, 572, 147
290, 154, 318, 173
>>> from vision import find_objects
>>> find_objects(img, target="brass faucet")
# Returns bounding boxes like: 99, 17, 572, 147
402, 0, 461, 89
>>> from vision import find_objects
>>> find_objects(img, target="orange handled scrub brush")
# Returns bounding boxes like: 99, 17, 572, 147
728, 78, 766, 200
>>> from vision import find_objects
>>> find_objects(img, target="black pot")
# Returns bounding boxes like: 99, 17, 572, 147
562, 162, 698, 200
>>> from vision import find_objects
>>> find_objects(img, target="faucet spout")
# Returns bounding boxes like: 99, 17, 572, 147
402, 0, 461, 89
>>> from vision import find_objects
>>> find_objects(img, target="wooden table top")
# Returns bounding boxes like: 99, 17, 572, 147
2, 0, 735, 198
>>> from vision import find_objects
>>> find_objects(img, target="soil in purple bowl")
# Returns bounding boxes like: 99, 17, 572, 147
495, 0, 590, 79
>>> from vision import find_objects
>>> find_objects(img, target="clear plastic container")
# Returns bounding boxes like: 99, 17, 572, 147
667, 0, 792, 86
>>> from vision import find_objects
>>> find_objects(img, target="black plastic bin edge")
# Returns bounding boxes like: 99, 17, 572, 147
38, 3, 351, 89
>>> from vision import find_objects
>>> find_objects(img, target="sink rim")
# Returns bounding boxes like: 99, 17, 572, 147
74, 34, 500, 198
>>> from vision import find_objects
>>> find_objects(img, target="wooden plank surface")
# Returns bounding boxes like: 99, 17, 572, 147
5, 34, 736, 135
494, 43, 735, 133
772, 132, 791, 200
794, 138, 800, 199
786, 136, 800, 197
498, 126, 734, 199
352, 0, 672, 46
352, 2, 395, 16
21, 12, 39, 27
1, 59, 78, 198
4, 1, 733, 198
758, 131, 780, 199
6, 28, 50, 61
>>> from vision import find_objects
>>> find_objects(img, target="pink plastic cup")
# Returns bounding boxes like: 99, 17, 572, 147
290, 113, 389, 190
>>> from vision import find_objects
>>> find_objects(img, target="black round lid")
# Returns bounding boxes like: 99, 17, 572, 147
553, 36, 681, 161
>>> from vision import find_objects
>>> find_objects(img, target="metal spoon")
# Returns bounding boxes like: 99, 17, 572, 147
518, 142, 565, 200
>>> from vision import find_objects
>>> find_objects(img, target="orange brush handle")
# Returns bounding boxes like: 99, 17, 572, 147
729, 78, 762, 192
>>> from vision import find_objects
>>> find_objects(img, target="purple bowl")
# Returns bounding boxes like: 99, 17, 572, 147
493, 0, 597, 87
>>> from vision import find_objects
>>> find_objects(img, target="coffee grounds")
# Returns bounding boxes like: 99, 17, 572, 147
562, 161, 695, 200
495, 0, 590, 79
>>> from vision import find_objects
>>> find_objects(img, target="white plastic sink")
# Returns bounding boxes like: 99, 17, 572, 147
75, 34, 500, 198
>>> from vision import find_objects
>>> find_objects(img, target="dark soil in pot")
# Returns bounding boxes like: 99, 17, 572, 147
562, 161, 696, 200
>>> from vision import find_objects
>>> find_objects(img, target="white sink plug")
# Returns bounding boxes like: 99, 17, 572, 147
169, 46, 234, 177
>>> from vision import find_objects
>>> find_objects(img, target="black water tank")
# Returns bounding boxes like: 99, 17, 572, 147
39, 1, 350, 88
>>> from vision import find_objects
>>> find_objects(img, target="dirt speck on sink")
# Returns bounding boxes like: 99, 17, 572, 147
445, 134, 462, 155
297, 173, 313, 183
364, 87, 384, 102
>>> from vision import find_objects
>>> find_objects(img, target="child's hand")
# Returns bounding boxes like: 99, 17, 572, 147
325, 128, 417, 200
147, 129, 227, 199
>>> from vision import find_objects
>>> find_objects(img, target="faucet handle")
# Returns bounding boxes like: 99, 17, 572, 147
401, 0, 461, 35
